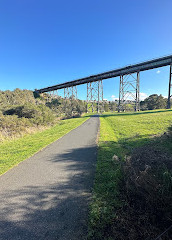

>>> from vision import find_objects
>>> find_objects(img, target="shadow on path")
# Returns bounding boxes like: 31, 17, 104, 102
0, 146, 97, 240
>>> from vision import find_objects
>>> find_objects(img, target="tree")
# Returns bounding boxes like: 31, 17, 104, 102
109, 101, 117, 112
104, 102, 109, 112
140, 94, 167, 110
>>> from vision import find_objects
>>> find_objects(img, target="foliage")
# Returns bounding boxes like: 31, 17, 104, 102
0, 88, 38, 109
103, 101, 118, 112
104, 102, 110, 112
103, 94, 169, 113
62, 98, 87, 118
109, 101, 118, 111
140, 94, 167, 110
0, 114, 31, 139
0, 89, 87, 140
4, 104, 55, 125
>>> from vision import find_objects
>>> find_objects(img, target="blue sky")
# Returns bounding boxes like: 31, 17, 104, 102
0, 0, 172, 100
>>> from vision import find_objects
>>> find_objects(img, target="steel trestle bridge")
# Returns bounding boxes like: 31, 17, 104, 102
35, 55, 172, 112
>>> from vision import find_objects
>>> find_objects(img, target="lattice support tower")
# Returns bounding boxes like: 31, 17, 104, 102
46, 92, 51, 102
64, 86, 77, 99
55, 90, 58, 98
87, 80, 104, 113
118, 72, 140, 112
52, 90, 59, 99
63, 86, 78, 115
167, 64, 172, 109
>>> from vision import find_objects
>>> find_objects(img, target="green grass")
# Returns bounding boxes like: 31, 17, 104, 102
88, 109, 172, 240
102, 109, 172, 149
0, 116, 88, 175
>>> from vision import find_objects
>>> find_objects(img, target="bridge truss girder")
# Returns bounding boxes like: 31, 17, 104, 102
87, 80, 104, 113
167, 64, 172, 109
118, 72, 140, 112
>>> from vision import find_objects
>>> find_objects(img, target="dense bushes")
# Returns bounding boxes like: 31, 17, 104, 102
0, 104, 55, 140
0, 89, 37, 109
46, 96, 87, 118
4, 105, 37, 118
62, 98, 87, 118
140, 94, 167, 110
4, 104, 55, 125
0, 114, 31, 138
0, 89, 54, 140
0, 89, 87, 141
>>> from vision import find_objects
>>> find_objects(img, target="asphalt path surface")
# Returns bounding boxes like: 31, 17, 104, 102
0, 116, 99, 240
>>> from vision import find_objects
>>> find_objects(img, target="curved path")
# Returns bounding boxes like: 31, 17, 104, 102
0, 116, 99, 240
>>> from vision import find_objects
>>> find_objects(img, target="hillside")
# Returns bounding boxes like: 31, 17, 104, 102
0, 89, 86, 141
88, 110, 172, 240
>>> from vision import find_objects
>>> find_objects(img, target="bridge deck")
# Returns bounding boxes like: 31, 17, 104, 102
36, 55, 172, 93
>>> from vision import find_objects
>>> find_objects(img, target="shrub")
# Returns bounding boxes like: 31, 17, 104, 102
3, 104, 55, 125
31, 104, 55, 125
0, 114, 31, 139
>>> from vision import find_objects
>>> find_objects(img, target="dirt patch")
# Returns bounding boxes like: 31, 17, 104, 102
111, 145, 172, 240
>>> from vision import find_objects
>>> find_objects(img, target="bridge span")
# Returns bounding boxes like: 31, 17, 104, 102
35, 55, 172, 111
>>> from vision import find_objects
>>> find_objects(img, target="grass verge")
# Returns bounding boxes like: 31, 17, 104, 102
0, 116, 88, 175
88, 109, 172, 240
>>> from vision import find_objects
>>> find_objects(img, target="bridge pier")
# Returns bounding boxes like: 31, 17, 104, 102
118, 72, 140, 112
64, 86, 77, 99
63, 86, 78, 115
46, 92, 51, 102
167, 64, 172, 109
87, 80, 104, 113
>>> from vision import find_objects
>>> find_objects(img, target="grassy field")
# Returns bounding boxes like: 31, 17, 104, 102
0, 116, 88, 175
88, 109, 172, 240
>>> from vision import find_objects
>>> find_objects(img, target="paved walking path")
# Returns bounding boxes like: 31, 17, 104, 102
0, 116, 99, 240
